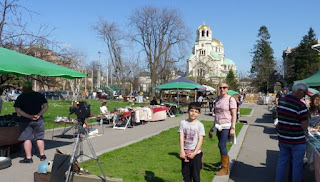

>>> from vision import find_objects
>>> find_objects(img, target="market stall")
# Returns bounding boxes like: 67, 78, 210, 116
155, 77, 204, 107
0, 47, 86, 157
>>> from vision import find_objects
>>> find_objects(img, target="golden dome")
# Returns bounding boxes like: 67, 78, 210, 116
212, 38, 223, 47
197, 24, 211, 30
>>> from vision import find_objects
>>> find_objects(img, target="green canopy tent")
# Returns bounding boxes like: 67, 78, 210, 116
294, 70, 320, 87
109, 84, 123, 90
227, 90, 239, 95
155, 82, 203, 90
0, 47, 86, 79
155, 81, 203, 105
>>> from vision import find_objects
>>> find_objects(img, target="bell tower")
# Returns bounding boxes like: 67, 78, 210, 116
197, 23, 212, 42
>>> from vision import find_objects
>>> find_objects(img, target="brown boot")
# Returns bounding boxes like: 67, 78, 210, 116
216, 155, 229, 176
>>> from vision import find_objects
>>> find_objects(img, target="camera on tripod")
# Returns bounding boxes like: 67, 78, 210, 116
69, 101, 91, 124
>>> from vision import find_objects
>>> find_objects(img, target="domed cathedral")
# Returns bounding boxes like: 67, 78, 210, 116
187, 23, 237, 84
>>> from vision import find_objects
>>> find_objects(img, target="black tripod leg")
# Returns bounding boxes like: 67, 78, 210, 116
65, 132, 81, 182
82, 129, 106, 180
61, 124, 76, 136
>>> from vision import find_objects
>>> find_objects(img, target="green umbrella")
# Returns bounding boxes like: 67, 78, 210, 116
0, 47, 86, 79
155, 82, 202, 90
155, 81, 202, 106
227, 90, 239, 95
109, 84, 122, 90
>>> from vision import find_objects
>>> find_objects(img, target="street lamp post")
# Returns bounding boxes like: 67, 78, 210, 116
97, 51, 101, 89
106, 59, 109, 86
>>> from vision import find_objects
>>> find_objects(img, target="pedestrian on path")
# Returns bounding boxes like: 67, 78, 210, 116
179, 102, 205, 182
210, 82, 237, 176
14, 81, 49, 163
275, 82, 309, 182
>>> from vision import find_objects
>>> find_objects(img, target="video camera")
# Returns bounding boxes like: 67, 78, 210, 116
69, 101, 91, 122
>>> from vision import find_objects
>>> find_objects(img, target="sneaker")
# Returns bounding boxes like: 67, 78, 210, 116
19, 158, 33, 163
39, 155, 47, 161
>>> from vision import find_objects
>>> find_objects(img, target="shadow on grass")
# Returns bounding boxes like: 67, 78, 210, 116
144, 171, 165, 182
203, 162, 221, 172
168, 152, 180, 160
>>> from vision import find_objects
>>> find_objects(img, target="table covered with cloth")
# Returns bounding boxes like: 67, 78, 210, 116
133, 106, 169, 122
146, 106, 169, 122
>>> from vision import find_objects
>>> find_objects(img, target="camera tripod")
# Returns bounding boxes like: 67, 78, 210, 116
65, 118, 106, 182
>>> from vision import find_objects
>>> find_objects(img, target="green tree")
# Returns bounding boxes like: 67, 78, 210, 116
226, 70, 238, 91
294, 28, 320, 80
250, 26, 276, 93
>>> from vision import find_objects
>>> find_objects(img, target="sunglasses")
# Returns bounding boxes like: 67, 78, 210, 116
219, 86, 228, 90
300, 89, 307, 96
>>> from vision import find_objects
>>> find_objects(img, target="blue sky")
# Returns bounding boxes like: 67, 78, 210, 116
21, 0, 320, 75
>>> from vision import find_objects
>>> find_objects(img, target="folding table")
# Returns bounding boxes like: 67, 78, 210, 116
113, 112, 132, 130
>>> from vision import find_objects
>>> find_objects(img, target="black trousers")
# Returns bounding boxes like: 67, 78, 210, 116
181, 152, 203, 182
209, 102, 214, 112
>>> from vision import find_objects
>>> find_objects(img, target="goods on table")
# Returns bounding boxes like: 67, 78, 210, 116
54, 116, 77, 124
0, 113, 19, 127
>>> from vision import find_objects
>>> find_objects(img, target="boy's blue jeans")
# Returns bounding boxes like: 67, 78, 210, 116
275, 142, 306, 182
217, 129, 230, 155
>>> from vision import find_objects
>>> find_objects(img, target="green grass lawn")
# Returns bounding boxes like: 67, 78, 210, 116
240, 108, 252, 116
1, 100, 144, 129
81, 121, 243, 182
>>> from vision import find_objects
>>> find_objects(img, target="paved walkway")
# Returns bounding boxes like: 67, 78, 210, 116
0, 110, 213, 182
229, 103, 315, 182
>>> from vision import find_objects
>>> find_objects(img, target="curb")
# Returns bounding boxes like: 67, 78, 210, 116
212, 123, 249, 182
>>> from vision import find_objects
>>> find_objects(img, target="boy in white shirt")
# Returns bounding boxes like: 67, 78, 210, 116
178, 102, 205, 182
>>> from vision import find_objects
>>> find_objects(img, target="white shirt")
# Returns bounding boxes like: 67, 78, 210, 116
100, 106, 108, 114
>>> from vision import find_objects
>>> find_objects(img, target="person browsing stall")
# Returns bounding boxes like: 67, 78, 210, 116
275, 83, 309, 182
274, 87, 288, 105
210, 82, 237, 176
150, 96, 158, 105
178, 102, 205, 182
14, 81, 49, 163
310, 93, 320, 116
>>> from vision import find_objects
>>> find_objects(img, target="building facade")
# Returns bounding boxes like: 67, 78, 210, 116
187, 24, 237, 84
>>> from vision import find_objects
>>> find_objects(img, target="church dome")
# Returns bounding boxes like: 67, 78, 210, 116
223, 58, 235, 65
220, 73, 227, 77
188, 53, 195, 59
197, 24, 211, 30
212, 38, 223, 47
211, 52, 221, 59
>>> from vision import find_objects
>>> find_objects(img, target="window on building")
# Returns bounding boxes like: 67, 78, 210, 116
199, 50, 205, 56
202, 30, 205, 37
197, 68, 205, 77
206, 31, 209, 37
